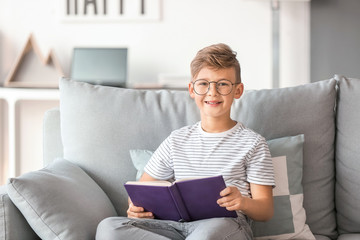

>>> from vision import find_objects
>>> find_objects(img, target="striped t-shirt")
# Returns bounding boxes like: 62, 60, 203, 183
144, 121, 275, 198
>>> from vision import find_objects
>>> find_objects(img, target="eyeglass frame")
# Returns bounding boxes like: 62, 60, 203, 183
191, 79, 242, 96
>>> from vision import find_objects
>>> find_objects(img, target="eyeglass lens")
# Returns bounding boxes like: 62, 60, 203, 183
193, 80, 233, 95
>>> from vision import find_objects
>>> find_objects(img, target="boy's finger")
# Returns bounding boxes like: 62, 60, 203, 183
217, 196, 230, 205
130, 211, 154, 219
220, 187, 231, 196
141, 212, 154, 218
130, 205, 144, 213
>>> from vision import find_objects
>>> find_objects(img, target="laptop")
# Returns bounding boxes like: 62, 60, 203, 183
70, 48, 128, 87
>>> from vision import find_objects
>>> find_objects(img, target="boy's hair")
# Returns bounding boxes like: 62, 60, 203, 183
190, 43, 241, 83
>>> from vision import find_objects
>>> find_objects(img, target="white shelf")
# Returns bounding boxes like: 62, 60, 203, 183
0, 87, 59, 101
0, 87, 59, 183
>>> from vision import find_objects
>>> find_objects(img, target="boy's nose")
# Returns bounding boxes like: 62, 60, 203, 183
207, 82, 218, 96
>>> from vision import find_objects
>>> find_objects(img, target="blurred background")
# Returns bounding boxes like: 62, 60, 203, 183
0, 0, 359, 183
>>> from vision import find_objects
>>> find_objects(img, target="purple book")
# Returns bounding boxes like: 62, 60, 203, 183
124, 175, 237, 222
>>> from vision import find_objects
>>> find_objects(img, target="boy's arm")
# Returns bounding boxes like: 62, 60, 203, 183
139, 172, 158, 182
217, 183, 274, 221
127, 172, 158, 219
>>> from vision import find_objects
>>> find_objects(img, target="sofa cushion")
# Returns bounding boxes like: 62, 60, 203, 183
336, 77, 360, 234
253, 135, 314, 240
130, 149, 154, 181
314, 235, 332, 240
6, 158, 117, 240
59, 77, 337, 238
129, 135, 315, 240
0, 186, 40, 240
59, 78, 199, 216
337, 234, 360, 240
231, 79, 337, 238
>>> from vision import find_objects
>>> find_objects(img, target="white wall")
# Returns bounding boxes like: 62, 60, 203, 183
280, 1, 310, 87
0, 0, 310, 90
0, 0, 310, 179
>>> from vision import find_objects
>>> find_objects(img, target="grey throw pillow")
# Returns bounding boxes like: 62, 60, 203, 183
6, 158, 117, 240
335, 77, 360, 234
59, 77, 199, 216
231, 79, 337, 238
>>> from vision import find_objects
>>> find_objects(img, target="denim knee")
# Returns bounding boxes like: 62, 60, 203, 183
95, 217, 129, 240
96, 217, 177, 240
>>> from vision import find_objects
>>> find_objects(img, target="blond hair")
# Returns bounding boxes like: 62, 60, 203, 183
190, 43, 241, 83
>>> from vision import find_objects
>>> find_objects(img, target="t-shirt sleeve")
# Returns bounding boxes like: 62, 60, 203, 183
143, 136, 174, 180
246, 136, 275, 187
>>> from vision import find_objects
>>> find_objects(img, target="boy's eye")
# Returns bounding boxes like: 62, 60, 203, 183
197, 81, 209, 86
218, 81, 230, 87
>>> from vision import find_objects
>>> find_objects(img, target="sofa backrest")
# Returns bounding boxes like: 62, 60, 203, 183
335, 77, 360, 234
45, 78, 338, 238
57, 78, 199, 214
232, 79, 337, 238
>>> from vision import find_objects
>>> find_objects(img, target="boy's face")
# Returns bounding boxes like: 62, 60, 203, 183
188, 67, 244, 121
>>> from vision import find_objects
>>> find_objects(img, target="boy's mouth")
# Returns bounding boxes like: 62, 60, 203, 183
205, 101, 222, 105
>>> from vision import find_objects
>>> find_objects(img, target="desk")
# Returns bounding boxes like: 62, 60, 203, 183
0, 87, 59, 182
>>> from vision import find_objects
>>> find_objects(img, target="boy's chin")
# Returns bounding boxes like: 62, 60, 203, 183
201, 111, 227, 119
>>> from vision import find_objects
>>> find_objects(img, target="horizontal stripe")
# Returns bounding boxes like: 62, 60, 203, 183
144, 122, 275, 198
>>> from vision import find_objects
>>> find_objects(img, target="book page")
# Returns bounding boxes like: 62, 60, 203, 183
175, 176, 210, 183
125, 180, 172, 187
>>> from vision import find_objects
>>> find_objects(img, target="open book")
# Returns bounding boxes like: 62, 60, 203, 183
124, 175, 237, 222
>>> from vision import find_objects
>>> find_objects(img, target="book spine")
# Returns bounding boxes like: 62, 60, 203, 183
168, 185, 191, 222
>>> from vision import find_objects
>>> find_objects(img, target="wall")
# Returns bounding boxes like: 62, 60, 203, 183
0, 0, 311, 179
280, 2, 310, 87
311, 0, 360, 81
0, 0, 310, 90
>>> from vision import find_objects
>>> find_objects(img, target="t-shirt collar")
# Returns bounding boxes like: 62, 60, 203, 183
197, 121, 242, 137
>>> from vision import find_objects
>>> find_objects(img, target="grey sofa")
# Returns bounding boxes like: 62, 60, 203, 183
1, 76, 359, 240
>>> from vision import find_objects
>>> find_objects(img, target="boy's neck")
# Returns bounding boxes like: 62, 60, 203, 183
200, 117, 237, 133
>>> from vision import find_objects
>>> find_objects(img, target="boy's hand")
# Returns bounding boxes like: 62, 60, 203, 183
217, 186, 244, 211
127, 202, 154, 219
127, 172, 158, 219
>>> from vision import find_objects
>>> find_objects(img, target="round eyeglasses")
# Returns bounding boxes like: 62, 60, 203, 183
192, 79, 240, 96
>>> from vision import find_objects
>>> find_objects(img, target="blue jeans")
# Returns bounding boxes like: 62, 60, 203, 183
96, 215, 253, 240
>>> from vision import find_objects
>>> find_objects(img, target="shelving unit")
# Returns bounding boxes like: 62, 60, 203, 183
0, 87, 59, 184
4, 34, 64, 88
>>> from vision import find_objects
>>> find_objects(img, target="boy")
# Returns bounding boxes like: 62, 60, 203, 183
96, 43, 275, 240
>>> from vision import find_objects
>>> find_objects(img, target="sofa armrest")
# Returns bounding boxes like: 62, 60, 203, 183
0, 186, 40, 240
43, 107, 63, 166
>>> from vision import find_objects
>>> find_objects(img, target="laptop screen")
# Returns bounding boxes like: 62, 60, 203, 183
71, 48, 127, 87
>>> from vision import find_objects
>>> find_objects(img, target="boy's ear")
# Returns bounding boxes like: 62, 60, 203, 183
188, 82, 196, 99
234, 83, 244, 99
